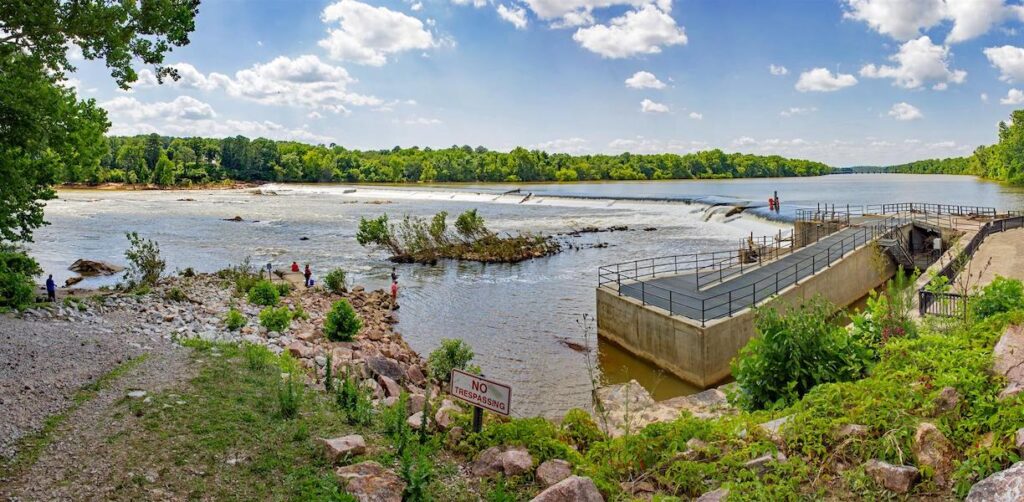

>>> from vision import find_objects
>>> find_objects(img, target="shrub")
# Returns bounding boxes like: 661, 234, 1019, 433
455, 209, 487, 241
225, 307, 246, 331
275, 282, 292, 297
850, 268, 918, 355
247, 279, 280, 306
277, 375, 302, 419
243, 342, 272, 371
324, 299, 361, 342
259, 306, 292, 332
335, 371, 373, 426
165, 287, 187, 302
559, 408, 606, 451
399, 444, 434, 501
0, 250, 39, 310
732, 297, 872, 411
427, 338, 475, 383
123, 232, 165, 288
356, 215, 400, 254
324, 268, 348, 294
971, 276, 1024, 319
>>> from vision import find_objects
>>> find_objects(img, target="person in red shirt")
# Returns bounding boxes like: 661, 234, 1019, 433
390, 280, 398, 309
291, 261, 299, 273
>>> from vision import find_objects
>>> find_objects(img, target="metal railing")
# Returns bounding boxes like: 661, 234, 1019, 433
600, 216, 904, 325
919, 291, 967, 317
795, 202, 997, 224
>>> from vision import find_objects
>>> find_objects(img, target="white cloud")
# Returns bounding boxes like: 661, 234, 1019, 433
318, 0, 437, 66
402, 116, 442, 125
859, 36, 966, 89
795, 68, 858, 92
522, 0, 672, 28
531, 137, 590, 153
688, 111, 703, 120
769, 64, 788, 76
624, 70, 666, 89
496, 4, 528, 29
779, 106, 817, 117
842, 0, 1024, 44
982, 92, 990, 102
101, 95, 217, 121
134, 56, 380, 114
888, 102, 923, 120
640, 98, 669, 113
608, 136, 706, 153
308, 111, 323, 119
1001, 89, 1024, 104
572, 4, 686, 59
452, 0, 488, 7
411, 2, 423, 11
984, 45, 1024, 83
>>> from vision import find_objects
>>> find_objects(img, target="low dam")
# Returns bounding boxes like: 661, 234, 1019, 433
596, 202, 1001, 388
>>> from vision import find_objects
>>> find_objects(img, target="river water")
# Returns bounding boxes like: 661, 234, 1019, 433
31, 174, 1024, 417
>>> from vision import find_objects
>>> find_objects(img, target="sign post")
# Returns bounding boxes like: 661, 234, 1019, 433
449, 369, 511, 433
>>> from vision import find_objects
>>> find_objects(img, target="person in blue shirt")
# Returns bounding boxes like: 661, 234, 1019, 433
45, 274, 56, 302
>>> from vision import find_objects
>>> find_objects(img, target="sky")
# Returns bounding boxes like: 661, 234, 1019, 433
65, 0, 1024, 166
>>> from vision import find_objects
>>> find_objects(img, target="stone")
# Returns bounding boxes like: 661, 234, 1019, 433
758, 415, 791, 444
408, 394, 426, 416
406, 365, 426, 386
287, 341, 314, 359
378, 375, 402, 398
471, 446, 504, 477
332, 346, 354, 366
966, 461, 1024, 501
836, 424, 870, 440
127, 390, 147, 399
361, 379, 384, 400
320, 435, 366, 464
446, 426, 465, 448
536, 459, 572, 487
994, 325, 1024, 399
530, 476, 603, 502
695, 488, 729, 502
864, 459, 920, 493
366, 356, 405, 382
68, 259, 124, 276
620, 479, 655, 497
500, 448, 533, 476
933, 386, 960, 414
744, 452, 787, 473
1017, 428, 1024, 454
434, 401, 460, 431
912, 422, 957, 488
407, 411, 429, 431
335, 461, 405, 502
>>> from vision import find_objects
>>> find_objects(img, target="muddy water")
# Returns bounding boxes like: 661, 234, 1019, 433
31, 174, 1024, 417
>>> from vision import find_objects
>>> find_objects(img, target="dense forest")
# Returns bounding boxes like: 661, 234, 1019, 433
889, 110, 1024, 184
59, 135, 833, 186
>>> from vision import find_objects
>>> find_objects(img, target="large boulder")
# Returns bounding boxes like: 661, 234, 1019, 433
377, 375, 402, 398
864, 459, 920, 493
596, 381, 733, 437
536, 459, 572, 487
335, 461, 405, 502
319, 435, 366, 464
68, 259, 123, 276
366, 356, 405, 382
471, 446, 533, 477
530, 476, 603, 502
993, 325, 1024, 399
501, 448, 534, 476
965, 461, 1024, 501
912, 422, 957, 487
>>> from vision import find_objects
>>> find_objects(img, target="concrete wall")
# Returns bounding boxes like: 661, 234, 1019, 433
597, 240, 896, 388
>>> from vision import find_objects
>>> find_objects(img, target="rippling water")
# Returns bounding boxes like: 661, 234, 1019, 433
30, 174, 1024, 417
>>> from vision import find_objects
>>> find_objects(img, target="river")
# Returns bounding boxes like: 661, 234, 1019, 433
30, 174, 1024, 417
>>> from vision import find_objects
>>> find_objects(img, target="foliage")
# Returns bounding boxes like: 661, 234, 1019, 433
324, 299, 362, 342
277, 375, 302, 419
242, 342, 272, 371
971, 276, 1024, 319
324, 268, 348, 294
259, 306, 292, 333
470, 417, 583, 465
426, 339, 475, 383
399, 443, 435, 501
850, 267, 918, 354
335, 370, 373, 426
454, 209, 488, 241
122, 232, 165, 288
356, 215, 398, 255
559, 408, 606, 452
0, 250, 40, 310
225, 307, 246, 331
732, 298, 873, 410
165, 287, 187, 302
275, 282, 292, 297
247, 279, 280, 306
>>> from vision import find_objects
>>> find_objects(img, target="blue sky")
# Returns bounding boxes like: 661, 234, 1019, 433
67, 0, 1024, 166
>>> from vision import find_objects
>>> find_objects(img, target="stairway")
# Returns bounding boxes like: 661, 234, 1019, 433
878, 236, 915, 269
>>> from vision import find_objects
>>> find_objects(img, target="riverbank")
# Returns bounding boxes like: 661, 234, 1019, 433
59, 180, 263, 191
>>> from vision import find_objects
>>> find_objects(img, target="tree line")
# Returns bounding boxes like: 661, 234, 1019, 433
889, 110, 1024, 185
59, 135, 834, 186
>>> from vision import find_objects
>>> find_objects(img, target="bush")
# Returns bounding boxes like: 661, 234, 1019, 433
850, 268, 918, 354
0, 250, 39, 310
559, 408, 606, 451
324, 299, 361, 342
275, 282, 292, 297
259, 306, 292, 332
732, 297, 873, 411
225, 307, 246, 331
247, 279, 280, 306
242, 342, 272, 370
427, 338, 475, 383
324, 268, 348, 294
971, 276, 1024, 319
356, 215, 399, 254
455, 209, 487, 241
277, 375, 302, 419
123, 232, 165, 288
166, 287, 187, 302
335, 371, 373, 426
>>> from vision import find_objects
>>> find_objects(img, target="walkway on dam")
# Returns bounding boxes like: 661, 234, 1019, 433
615, 217, 898, 323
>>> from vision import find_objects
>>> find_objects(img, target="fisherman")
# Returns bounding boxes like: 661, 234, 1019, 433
45, 274, 56, 302
774, 192, 780, 212
390, 279, 399, 309
304, 264, 312, 288
291, 261, 300, 273
391, 266, 398, 283
768, 197, 775, 211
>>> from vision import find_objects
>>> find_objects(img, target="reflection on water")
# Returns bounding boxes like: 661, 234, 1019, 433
30, 174, 1024, 417
598, 338, 702, 401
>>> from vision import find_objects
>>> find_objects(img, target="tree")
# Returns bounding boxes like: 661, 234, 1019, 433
0, 0, 199, 244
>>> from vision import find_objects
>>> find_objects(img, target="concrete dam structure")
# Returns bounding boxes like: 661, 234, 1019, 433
595, 202, 999, 389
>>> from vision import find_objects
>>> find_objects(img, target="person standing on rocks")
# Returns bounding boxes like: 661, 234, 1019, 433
304, 264, 312, 288
390, 279, 399, 310
391, 267, 398, 283
45, 274, 56, 302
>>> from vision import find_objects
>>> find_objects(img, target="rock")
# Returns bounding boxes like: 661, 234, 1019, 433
864, 459, 920, 493
407, 412, 428, 431
224, 215, 244, 222
933, 386, 960, 414
378, 375, 402, 398
335, 461, 405, 502
361, 379, 384, 400
530, 476, 603, 502
695, 488, 729, 502
434, 401, 460, 431
472, 447, 504, 477
966, 461, 1024, 501
758, 415, 791, 444
536, 459, 572, 487
1017, 428, 1024, 454
596, 381, 733, 437
994, 325, 1024, 399
64, 276, 84, 287
286, 341, 314, 359
446, 426, 465, 447
912, 422, 957, 487
320, 435, 366, 464
366, 356, 405, 382
68, 259, 124, 276
408, 394, 426, 416
620, 479, 655, 497
127, 390, 147, 399
500, 448, 533, 476
744, 452, 787, 473
406, 365, 426, 385
836, 423, 870, 440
